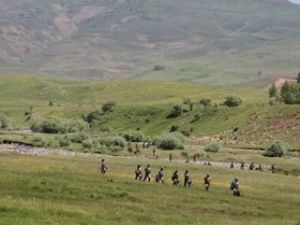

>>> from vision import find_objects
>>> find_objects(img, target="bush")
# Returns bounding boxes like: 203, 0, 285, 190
169, 125, 179, 132
204, 142, 220, 153
224, 96, 242, 107
199, 99, 212, 108
280, 82, 300, 104
102, 101, 116, 113
264, 142, 289, 157
82, 139, 93, 149
154, 133, 185, 150
122, 131, 144, 142
56, 135, 70, 147
31, 118, 87, 134
83, 110, 102, 123
0, 115, 9, 128
167, 105, 182, 118
69, 132, 90, 143
31, 137, 46, 147
153, 65, 165, 71
98, 136, 126, 149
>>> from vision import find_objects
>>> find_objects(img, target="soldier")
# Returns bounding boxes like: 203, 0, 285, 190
230, 162, 234, 169
240, 161, 245, 170
249, 162, 255, 170
152, 148, 156, 158
204, 174, 211, 191
256, 164, 263, 172
270, 164, 276, 174
169, 153, 173, 162
171, 170, 180, 185
135, 164, 143, 180
155, 168, 164, 184
230, 178, 240, 196
184, 170, 192, 187
100, 158, 108, 174
143, 164, 151, 182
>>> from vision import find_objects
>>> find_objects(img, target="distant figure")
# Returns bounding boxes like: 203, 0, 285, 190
143, 164, 151, 182
249, 162, 255, 170
169, 153, 173, 162
270, 164, 276, 174
155, 168, 165, 184
152, 149, 156, 158
256, 164, 263, 172
100, 159, 108, 174
204, 174, 211, 191
207, 162, 212, 166
240, 161, 245, 170
193, 155, 197, 162
135, 164, 143, 180
230, 178, 240, 196
230, 162, 234, 169
184, 170, 192, 187
171, 170, 180, 185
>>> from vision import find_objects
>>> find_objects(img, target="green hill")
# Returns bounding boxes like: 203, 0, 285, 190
0, 75, 300, 149
1, 0, 300, 86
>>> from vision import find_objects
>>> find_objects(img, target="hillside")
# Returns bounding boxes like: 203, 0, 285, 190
1, 0, 300, 86
1, 75, 300, 149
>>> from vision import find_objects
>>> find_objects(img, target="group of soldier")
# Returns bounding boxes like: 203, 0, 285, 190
100, 159, 241, 196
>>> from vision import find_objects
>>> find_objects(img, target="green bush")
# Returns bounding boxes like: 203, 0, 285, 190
69, 132, 90, 143
68, 119, 88, 133
82, 139, 93, 149
280, 82, 300, 104
98, 136, 126, 149
154, 133, 185, 150
122, 131, 144, 142
83, 110, 102, 123
102, 101, 116, 113
31, 137, 46, 147
56, 135, 70, 147
167, 105, 183, 118
264, 142, 289, 157
169, 125, 179, 132
0, 115, 9, 128
204, 142, 220, 153
223, 96, 242, 107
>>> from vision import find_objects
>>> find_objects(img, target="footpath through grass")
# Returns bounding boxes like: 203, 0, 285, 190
0, 153, 299, 225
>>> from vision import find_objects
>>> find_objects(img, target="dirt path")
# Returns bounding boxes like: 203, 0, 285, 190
0, 144, 271, 171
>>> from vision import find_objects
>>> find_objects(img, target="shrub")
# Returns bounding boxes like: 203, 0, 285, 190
153, 65, 165, 71
204, 142, 220, 153
56, 135, 70, 147
31, 137, 46, 147
83, 110, 102, 123
0, 115, 9, 128
68, 119, 88, 133
122, 131, 144, 142
199, 98, 212, 108
268, 83, 278, 98
224, 96, 242, 107
280, 82, 300, 104
99, 136, 126, 149
154, 133, 185, 150
31, 117, 68, 134
167, 105, 182, 118
82, 139, 93, 149
264, 142, 289, 157
69, 132, 90, 143
102, 101, 116, 113
169, 125, 179, 132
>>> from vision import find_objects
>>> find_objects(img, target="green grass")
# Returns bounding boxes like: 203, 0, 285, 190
0, 152, 299, 225
0, 75, 300, 149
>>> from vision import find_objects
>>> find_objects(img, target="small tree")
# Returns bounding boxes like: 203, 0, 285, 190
264, 142, 289, 157
204, 142, 220, 153
297, 71, 300, 83
199, 98, 212, 108
268, 83, 278, 98
224, 96, 242, 107
102, 101, 116, 113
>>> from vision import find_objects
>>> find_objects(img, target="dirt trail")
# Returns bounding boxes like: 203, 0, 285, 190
0, 144, 270, 171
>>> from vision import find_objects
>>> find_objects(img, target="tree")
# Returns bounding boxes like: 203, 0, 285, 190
167, 105, 183, 118
223, 96, 242, 107
183, 98, 195, 111
280, 81, 300, 104
199, 98, 211, 108
297, 71, 300, 83
268, 83, 278, 98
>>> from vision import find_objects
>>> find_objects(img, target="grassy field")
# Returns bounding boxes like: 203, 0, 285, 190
0, 152, 299, 225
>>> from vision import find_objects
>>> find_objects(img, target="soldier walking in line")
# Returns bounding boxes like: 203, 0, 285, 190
135, 164, 143, 180
100, 158, 108, 174
171, 170, 180, 185
143, 164, 151, 182
230, 178, 240, 196
184, 170, 192, 187
204, 174, 211, 191
155, 168, 165, 184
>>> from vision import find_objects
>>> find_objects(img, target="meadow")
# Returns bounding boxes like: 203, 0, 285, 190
0, 152, 299, 225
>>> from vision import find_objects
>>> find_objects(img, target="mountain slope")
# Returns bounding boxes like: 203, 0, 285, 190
1, 0, 300, 86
